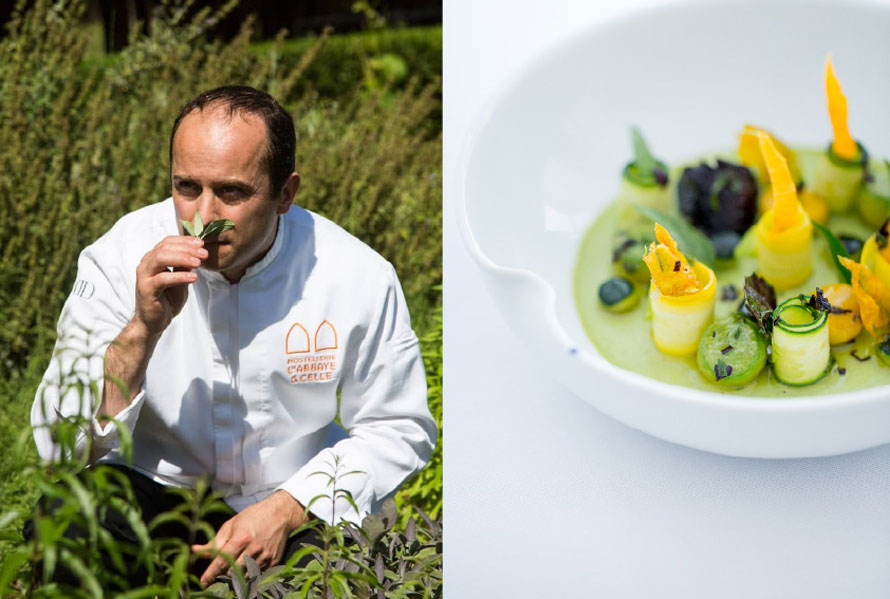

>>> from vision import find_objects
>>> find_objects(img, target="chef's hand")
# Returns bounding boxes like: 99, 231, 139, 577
100, 236, 207, 414
192, 490, 308, 587
134, 235, 206, 337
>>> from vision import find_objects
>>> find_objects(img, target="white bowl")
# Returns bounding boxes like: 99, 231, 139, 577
457, 0, 890, 458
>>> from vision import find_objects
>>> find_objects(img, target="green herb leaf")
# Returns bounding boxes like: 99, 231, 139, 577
634, 205, 716, 268
812, 222, 852, 284
181, 213, 235, 239
200, 219, 235, 238
631, 127, 657, 175
714, 359, 732, 381
743, 273, 776, 344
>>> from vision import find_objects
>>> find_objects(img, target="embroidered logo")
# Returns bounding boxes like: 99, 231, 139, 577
285, 320, 338, 383
72, 279, 95, 299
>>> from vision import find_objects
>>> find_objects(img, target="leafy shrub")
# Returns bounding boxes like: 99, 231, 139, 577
0, 410, 442, 598
396, 304, 442, 524
251, 26, 442, 102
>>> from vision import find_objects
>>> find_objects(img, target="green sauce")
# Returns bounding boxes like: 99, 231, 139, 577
574, 148, 890, 396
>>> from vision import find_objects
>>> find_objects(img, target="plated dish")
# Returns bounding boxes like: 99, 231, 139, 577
576, 59, 890, 396
458, 0, 890, 457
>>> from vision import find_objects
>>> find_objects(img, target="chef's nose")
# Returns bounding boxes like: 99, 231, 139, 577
195, 192, 219, 223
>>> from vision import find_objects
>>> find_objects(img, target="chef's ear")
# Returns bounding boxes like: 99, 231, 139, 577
277, 172, 300, 214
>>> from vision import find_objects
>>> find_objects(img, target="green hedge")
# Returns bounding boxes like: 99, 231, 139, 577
251, 25, 442, 102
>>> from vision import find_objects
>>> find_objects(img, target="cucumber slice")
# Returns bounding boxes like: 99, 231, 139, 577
598, 277, 642, 312
858, 158, 890, 229
697, 313, 767, 386
771, 296, 831, 386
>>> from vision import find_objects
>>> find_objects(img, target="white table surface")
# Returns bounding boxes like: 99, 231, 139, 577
442, 0, 890, 596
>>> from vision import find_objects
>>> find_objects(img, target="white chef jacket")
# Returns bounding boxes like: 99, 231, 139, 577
31, 198, 436, 525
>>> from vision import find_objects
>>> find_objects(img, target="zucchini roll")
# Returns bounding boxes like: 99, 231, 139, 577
620, 127, 670, 214
771, 296, 831, 386
738, 124, 802, 189
753, 132, 813, 291
643, 223, 716, 356
810, 57, 867, 213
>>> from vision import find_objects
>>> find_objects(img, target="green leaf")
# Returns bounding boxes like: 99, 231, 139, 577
631, 127, 657, 174
181, 218, 196, 236
114, 585, 174, 599
200, 219, 235, 238
59, 547, 103, 599
813, 222, 852, 284
194, 211, 205, 237
0, 548, 29, 596
0, 510, 20, 532
634, 205, 716, 268
744, 273, 776, 344
203, 581, 234, 597
56, 472, 98, 542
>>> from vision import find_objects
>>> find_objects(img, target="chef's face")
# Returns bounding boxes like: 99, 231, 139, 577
171, 105, 299, 283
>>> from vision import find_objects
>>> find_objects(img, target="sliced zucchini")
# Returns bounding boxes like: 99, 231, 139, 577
697, 313, 768, 387
810, 141, 868, 213
754, 204, 813, 291
648, 261, 717, 357
858, 158, 890, 229
620, 128, 671, 212
623, 161, 670, 189
598, 277, 642, 312
771, 296, 831, 386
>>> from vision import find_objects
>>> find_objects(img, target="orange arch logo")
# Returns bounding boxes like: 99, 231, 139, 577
285, 323, 310, 354
285, 321, 338, 353
315, 320, 338, 352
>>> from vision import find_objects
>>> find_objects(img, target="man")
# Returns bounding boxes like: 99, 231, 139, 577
30, 85, 436, 587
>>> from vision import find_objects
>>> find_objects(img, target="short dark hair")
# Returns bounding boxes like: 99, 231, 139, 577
170, 85, 296, 197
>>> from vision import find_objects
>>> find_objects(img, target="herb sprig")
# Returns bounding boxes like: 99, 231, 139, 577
743, 273, 776, 343
181, 212, 235, 239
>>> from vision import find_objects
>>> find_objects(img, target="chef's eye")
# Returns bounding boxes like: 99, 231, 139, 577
175, 180, 200, 196
216, 185, 249, 202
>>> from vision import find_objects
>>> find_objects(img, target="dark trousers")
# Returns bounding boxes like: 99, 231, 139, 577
22, 464, 322, 590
